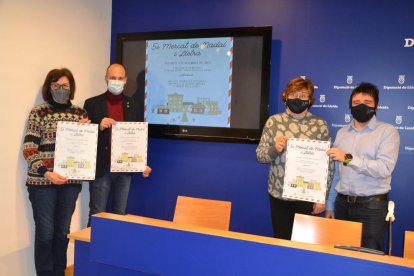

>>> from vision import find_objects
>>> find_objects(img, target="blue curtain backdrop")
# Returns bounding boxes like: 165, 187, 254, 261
110, 0, 414, 256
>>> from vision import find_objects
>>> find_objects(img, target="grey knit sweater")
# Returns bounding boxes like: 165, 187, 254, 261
256, 111, 335, 200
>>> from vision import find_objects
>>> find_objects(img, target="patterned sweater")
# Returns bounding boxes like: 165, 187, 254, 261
23, 100, 88, 185
256, 111, 335, 200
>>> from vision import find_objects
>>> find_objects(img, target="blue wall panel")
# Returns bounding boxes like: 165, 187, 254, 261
111, 0, 414, 256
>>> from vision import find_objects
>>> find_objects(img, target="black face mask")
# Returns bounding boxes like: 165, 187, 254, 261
286, 98, 309, 114
351, 104, 376, 123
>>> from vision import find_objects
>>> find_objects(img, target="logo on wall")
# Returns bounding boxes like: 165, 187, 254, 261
396, 116, 402, 125
345, 114, 351, 123
319, 94, 326, 103
333, 75, 355, 90
404, 38, 414, 47
383, 74, 414, 91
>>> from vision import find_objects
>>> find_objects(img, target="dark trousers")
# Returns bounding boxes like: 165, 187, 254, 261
28, 184, 81, 276
269, 195, 313, 240
335, 196, 388, 251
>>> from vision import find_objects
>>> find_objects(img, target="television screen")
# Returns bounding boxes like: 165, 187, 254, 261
116, 26, 272, 143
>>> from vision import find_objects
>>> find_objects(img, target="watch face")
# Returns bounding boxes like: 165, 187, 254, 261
345, 153, 353, 160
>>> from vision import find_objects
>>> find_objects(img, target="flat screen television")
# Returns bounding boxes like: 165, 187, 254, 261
116, 26, 272, 143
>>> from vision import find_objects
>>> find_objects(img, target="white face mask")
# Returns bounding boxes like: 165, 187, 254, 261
107, 80, 125, 95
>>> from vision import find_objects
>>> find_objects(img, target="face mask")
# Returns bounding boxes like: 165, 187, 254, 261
351, 104, 376, 123
107, 80, 125, 95
286, 98, 309, 114
52, 87, 70, 104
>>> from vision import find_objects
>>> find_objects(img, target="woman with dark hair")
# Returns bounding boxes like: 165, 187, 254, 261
256, 77, 334, 240
23, 68, 88, 276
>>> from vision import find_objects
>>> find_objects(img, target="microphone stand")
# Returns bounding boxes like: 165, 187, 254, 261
388, 218, 392, 256
386, 201, 395, 256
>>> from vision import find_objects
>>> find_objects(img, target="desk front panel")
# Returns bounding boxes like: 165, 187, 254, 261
88, 215, 414, 276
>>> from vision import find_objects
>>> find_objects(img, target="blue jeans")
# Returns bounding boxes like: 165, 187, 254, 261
28, 184, 82, 276
88, 170, 132, 225
335, 196, 388, 251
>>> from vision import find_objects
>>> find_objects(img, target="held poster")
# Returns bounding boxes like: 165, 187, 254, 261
282, 138, 330, 203
110, 122, 148, 172
54, 122, 98, 180
144, 37, 233, 127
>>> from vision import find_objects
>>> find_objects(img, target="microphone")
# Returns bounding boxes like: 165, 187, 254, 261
386, 201, 395, 222
386, 201, 395, 256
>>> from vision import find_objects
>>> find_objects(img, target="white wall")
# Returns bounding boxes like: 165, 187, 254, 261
0, 0, 112, 274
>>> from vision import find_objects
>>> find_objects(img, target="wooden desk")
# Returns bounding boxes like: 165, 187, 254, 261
405, 231, 414, 259
69, 213, 414, 276
69, 227, 90, 242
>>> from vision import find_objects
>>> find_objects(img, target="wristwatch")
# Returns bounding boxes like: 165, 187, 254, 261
343, 153, 353, 166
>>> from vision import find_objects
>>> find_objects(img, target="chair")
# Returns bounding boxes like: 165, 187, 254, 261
404, 231, 414, 259
291, 213, 362, 247
173, 195, 232, 231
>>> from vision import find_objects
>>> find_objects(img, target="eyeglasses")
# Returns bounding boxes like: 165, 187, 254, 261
51, 82, 70, 90
288, 92, 310, 100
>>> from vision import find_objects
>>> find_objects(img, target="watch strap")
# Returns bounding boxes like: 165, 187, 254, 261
343, 153, 353, 166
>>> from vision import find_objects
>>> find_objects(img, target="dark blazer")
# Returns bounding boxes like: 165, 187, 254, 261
84, 92, 144, 178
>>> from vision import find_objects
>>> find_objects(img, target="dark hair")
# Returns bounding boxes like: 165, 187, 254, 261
349, 82, 379, 109
281, 77, 315, 107
42, 68, 76, 101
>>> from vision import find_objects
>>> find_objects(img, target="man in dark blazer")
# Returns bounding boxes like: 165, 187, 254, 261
84, 63, 151, 225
